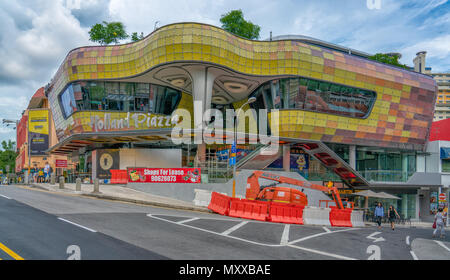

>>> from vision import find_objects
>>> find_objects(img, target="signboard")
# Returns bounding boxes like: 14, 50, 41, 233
431, 192, 438, 214
28, 110, 49, 156
97, 150, 120, 180
439, 193, 446, 202
127, 168, 201, 184
229, 142, 237, 167
55, 160, 68, 168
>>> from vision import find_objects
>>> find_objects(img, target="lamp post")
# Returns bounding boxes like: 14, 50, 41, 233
231, 97, 257, 198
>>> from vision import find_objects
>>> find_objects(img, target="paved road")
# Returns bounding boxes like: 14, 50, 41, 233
0, 185, 448, 260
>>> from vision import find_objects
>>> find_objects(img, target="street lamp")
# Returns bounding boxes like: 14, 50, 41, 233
232, 97, 257, 198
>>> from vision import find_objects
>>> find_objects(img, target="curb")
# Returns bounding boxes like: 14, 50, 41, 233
22, 183, 213, 214
82, 193, 213, 213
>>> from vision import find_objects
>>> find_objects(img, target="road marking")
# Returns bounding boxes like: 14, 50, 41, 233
367, 245, 381, 260
287, 228, 358, 245
0, 194, 11, 200
406, 236, 410, 246
322, 227, 331, 233
280, 225, 290, 245
435, 241, 450, 252
222, 221, 249, 236
288, 244, 356, 260
58, 218, 97, 233
367, 232, 385, 243
177, 217, 199, 225
148, 214, 361, 260
410, 251, 419, 260
0, 242, 24, 260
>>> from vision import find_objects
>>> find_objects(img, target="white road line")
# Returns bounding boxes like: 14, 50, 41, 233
280, 225, 290, 245
148, 214, 361, 260
435, 241, 450, 253
58, 218, 97, 233
323, 227, 331, 233
406, 236, 410, 246
222, 221, 249, 236
0, 194, 11, 200
287, 228, 359, 245
410, 251, 419, 260
288, 244, 356, 260
177, 217, 199, 225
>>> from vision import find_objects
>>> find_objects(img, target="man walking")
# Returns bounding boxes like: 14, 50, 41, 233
374, 202, 384, 229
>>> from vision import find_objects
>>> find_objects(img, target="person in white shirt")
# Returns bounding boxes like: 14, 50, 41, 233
44, 162, 51, 183
433, 208, 446, 239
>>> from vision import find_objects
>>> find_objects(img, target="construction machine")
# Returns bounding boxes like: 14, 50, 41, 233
245, 170, 350, 210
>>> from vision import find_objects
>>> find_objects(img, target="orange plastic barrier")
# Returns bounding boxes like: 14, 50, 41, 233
208, 192, 231, 216
329, 207, 353, 227
229, 199, 269, 221
110, 170, 128, 184
269, 202, 304, 225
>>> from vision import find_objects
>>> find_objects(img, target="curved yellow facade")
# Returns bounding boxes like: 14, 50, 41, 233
47, 22, 437, 150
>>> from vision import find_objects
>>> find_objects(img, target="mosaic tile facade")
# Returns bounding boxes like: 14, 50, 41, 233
46, 23, 437, 150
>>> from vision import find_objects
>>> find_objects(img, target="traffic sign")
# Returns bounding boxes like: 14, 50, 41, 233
439, 193, 446, 202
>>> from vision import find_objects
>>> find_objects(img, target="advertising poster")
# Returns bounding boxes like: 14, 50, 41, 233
97, 149, 120, 180
430, 192, 438, 214
28, 110, 49, 156
128, 168, 201, 183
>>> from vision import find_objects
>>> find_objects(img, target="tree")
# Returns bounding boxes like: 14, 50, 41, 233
368, 53, 409, 69
220, 10, 261, 40
0, 140, 17, 174
131, 32, 145, 42
89, 21, 129, 45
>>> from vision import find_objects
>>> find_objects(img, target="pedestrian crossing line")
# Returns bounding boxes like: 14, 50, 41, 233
435, 241, 450, 252
0, 242, 24, 260
280, 225, 290, 245
177, 217, 200, 225
222, 221, 249, 236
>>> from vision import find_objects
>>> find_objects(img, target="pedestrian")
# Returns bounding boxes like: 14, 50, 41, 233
374, 202, 384, 229
433, 208, 446, 239
388, 205, 400, 231
44, 162, 50, 183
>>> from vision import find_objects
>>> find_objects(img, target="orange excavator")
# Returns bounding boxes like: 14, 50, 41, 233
245, 170, 350, 210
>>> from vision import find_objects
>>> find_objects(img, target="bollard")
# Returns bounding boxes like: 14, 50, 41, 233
50, 173, 56, 185
76, 178, 82, 192
59, 176, 65, 189
92, 178, 101, 194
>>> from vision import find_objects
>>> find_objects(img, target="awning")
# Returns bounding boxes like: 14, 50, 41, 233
441, 147, 450, 159
378, 192, 401, 200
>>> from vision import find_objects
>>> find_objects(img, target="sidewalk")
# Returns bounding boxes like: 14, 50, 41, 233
364, 221, 434, 229
20, 182, 212, 213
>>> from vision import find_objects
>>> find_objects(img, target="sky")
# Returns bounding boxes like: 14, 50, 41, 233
0, 0, 449, 144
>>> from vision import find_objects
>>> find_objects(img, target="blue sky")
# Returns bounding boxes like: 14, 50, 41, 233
0, 0, 449, 145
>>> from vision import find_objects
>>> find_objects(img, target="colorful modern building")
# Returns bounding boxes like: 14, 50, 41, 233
43, 23, 438, 220
15, 88, 73, 179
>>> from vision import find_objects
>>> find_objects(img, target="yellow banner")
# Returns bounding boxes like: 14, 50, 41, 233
28, 110, 49, 135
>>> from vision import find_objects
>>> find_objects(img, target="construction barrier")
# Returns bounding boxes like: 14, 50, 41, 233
329, 207, 353, 227
269, 202, 304, 225
303, 206, 332, 226
350, 210, 365, 227
193, 189, 212, 207
229, 199, 269, 222
208, 192, 231, 216
110, 170, 128, 184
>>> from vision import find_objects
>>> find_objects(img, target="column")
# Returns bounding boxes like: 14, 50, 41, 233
402, 194, 408, 219
91, 150, 97, 181
402, 154, 408, 182
283, 144, 291, 172
187, 66, 216, 169
349, 145, 356, 170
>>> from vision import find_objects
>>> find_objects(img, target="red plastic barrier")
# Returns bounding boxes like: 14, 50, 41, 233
329, 208, 353, 227
269, 202, 304, 225
208, 192, 231, 216
229, 199, 269, 221
110, 170, 127, 184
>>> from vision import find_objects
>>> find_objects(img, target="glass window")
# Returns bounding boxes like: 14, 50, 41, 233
443, 160, 450, 172
59, 81, 181, 118
61, 85, 77, 118
249, 77, 376, 118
